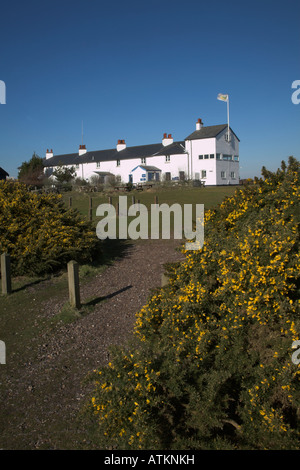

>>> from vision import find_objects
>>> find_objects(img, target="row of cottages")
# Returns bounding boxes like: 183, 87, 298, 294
43, 119, 240, 186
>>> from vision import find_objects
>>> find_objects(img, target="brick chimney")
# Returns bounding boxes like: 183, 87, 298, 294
45, 149, 53, 159
117, 139, 126, 151
79, 144, 87, 156
196, 118, 203, 130
162, 133, 173, 146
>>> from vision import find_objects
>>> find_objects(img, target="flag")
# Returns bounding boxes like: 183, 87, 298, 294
217, 93, 228, 102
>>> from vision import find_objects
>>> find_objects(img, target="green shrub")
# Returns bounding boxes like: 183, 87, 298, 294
0, 181, 99, 275
85, 157, 300, 450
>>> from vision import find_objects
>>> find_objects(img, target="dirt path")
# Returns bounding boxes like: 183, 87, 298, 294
1, 239, 185, 449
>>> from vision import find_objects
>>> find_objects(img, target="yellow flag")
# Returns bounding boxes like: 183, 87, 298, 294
217, 93, 229, 102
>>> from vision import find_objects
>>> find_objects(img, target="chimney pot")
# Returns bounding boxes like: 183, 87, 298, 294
196, 118, 203, 130
79, 144, 87, 155
45, 148, 54, 159
117, 139, 126, 151
162, 133, 174, 146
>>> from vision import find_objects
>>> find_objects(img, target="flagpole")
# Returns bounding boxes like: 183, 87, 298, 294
227, 96, 230, 140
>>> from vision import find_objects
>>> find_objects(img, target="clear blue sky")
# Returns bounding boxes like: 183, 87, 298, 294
0, 0, 299, 179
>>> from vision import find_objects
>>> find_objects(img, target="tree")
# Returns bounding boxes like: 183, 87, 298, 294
18, 152, 45, 186
52, 164, 76, 184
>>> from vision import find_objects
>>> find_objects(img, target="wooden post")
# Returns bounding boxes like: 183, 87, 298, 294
116, 202, 119, 216
132, 195, 135, 205
0, 340, 5, 364
89, 197, 93, 221
137, 199, 140, 210
69, 196, 72, 208
108, 196, 112, 205
1, 253, 12, 295
154, 195, 158, 206
67, 260, 81, 309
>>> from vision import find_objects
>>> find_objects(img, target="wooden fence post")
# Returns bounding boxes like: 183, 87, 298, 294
132, 195, 135, 205
67, 260, 81, 309
69, 196, 72, 208
1, 253, 12, 295
88, 197, 93, 221
154, 195, 158, 206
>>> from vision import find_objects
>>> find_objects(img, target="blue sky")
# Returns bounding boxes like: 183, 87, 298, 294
0, 0, 299, 179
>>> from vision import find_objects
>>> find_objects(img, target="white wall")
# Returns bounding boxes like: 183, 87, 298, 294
215, 160, 239, 185
149, 154, 188, 180
185, 128, 240, 185
186, 138, 216, 184
186, 138, 216, 183
72, 153, 189, 183
215, 128, 240, 185
216, 127, 239, 157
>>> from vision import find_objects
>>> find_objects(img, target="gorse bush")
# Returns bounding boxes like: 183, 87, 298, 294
0, 181, 98, 275
85, 157, 300, 450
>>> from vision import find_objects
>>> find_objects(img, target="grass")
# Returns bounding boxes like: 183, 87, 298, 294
61, 184, 238, 220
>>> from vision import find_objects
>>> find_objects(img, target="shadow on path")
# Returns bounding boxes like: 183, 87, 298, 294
83, 285, 133, 307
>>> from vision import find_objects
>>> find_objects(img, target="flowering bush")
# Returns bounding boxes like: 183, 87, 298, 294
86, 157, 300, 450
0, 181, 98, 275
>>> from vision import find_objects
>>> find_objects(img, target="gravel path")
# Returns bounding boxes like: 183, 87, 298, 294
1, 239, 185, 449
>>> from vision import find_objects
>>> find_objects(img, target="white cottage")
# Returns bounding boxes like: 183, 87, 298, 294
43, 119, 240, 185
130, 165, 162, 184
